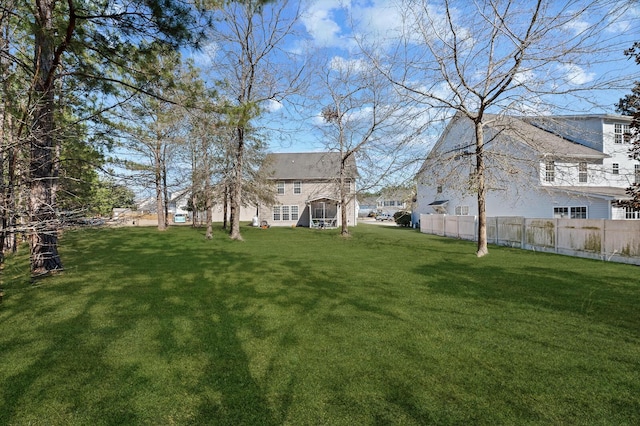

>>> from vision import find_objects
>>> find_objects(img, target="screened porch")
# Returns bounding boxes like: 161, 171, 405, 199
307, 197, 339, 228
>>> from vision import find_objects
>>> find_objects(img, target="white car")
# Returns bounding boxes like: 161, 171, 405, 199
375, 213, 393, 221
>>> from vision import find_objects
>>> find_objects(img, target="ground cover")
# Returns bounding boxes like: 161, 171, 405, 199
1, 224, 639, 425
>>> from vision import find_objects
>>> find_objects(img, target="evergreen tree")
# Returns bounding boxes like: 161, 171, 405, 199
616, 42, 640, 209
9, 0, 203, 275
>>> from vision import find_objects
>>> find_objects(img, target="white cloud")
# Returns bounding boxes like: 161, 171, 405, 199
301, 0, 347, 48
562, 19, 590, 35
350, 1, 404, 41
512, 69, 536, 87
301, 1, 406, 50
187, 42, 219, 68
329, 55, 367, 72
559, 63, 595, 85
606, 1, 640, 33
264, 99, 283, 113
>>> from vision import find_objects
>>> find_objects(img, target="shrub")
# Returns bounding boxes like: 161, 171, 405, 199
393, 211, 412, 227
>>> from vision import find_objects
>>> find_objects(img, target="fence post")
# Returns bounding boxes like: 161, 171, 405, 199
601, 219, 606, 259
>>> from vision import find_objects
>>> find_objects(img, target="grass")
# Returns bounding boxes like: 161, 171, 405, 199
0, 224, 639, 425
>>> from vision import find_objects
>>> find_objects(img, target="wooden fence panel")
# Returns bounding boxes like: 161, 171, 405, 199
457, 216, 476, 241
524, 219, 556, 250
604, 220, 640, 259
496, 217, 524, 248
556, 219, 604, 257
419, 214, 640, 265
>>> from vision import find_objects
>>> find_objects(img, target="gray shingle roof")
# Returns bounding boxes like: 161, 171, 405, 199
264, 152, 358, 180
551, 186, 629, 200
486, 114, 607, 159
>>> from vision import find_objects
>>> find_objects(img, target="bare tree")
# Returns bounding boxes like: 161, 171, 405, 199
381, 0, 639, 257
182, 102, 227, 239
208, 0, 305, 240
317, 55, 422, 236
114, 88, 187, 231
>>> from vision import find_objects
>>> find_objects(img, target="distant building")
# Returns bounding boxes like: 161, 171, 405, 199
375, 189, 413, 216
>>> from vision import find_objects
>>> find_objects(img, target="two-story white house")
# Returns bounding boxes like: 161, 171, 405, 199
375, 188, 413, 216
415, 113, 639, 221
258, 152, 359, 228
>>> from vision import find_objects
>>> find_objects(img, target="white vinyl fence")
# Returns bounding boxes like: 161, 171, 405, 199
419, 214, 640, 265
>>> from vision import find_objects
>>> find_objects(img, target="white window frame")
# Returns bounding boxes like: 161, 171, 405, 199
553, 207, 568, 218
571, 206, 587, 219
579, 162, 588, 183
615, 123, 631, 144
624, 206, 640, 220
545, 160, 555, 182
273, 205, 299, 221
554, 206, 587, 219
277, 181, 285, 195
613, 163, 619, 175
455, 206, 469, 215
293, 181, 302, 194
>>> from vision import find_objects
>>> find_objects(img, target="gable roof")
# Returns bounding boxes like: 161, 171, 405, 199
424, 112, 606, 165
264, 152, 358, 180
487, 114, 607, 160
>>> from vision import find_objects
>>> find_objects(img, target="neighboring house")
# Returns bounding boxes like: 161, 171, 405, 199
375, 189, 413, 216
415, 112, 639, 221
168, 190, 256, 223
258, 152, 358, 228
137, 190, 256, 224
358, 196, 377, 217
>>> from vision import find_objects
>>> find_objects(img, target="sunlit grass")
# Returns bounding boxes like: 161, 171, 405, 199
1, 224, 639, 424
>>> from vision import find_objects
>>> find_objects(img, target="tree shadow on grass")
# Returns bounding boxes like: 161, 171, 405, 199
0, 233, 284, 424
3, 225, 413, 424
3, 226, 638, 424
413, 254, 640, 334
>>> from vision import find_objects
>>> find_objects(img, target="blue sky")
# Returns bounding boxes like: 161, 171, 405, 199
304, 2, 636, 149
189, 0, 640, 160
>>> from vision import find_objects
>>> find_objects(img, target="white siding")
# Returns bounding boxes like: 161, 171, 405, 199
415, 114, 635, 221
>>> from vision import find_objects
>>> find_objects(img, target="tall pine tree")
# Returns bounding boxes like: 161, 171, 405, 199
616, 42, 640, 209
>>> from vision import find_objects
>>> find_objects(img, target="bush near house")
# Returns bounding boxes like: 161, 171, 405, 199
393, 210, 412, 226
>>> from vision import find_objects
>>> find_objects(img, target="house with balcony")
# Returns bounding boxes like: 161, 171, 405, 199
258, 152, 358, 228
415, 112, 639, 221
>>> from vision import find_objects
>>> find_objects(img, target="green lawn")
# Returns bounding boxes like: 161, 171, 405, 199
1, 224, 639, 425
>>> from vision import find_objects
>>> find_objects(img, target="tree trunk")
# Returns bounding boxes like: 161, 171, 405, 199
223, 185, 228, 230
0, 0, 18, 259
205, 179, 213, 239
191, 192, 198, 227
229, 127, 244, 240
29, 0, 63, 276
162, 156, 169, 228
340, 160, 349, 237
154, 140, 166, 230
474, 120, 488, 257
155, 178, 165, 230
0, 14, 7, 259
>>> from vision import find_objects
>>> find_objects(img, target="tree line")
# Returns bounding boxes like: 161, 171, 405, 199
1, 0, 638, 277
0, 0, 281, 275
